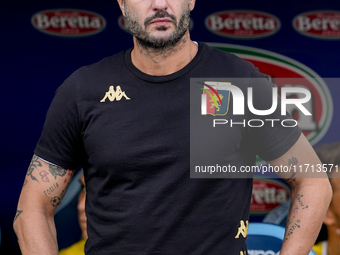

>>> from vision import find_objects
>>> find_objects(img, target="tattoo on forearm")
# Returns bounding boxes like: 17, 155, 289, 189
27, 155, 42, 182
284, 193, 309, 242
286, 219, 292, 228
49, 165, 67, 179
296, 194, 309, 209
14, 210, 23, 222
50, 182, 70, 207
286, 219, 301, 237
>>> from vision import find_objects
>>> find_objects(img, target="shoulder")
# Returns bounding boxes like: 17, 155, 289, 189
199, 42, 262, 78
70, 50, 127, 81
57, 49, 128, 94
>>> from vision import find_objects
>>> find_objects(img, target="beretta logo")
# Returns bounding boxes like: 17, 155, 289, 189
205, 10, 280, 39
293, 10, 340, 40
250, 179, 289, 215
208, 42, 333, 146
31, 9, 106, 37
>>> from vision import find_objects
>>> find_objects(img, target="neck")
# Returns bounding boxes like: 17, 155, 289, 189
327, 228, 340, 255
130, 31, 197, 76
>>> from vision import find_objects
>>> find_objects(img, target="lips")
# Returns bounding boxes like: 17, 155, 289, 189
144, 10, 176, 27
150, 18, 172, 26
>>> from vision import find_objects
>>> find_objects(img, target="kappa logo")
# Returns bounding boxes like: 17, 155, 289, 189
200, 82, 231, 116
100, 85, 131, 102
235, 220, 249, 239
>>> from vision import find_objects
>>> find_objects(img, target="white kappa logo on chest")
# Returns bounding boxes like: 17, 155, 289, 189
100, 85, 131, 102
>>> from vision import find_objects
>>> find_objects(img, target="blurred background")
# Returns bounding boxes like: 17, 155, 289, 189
1, 0, 339, 254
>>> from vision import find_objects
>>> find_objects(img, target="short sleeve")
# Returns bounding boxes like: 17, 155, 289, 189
247, 69, 302, 161
34, 74, 83, 170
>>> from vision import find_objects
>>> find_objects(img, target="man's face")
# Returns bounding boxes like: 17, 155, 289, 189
121, 0, 193, 49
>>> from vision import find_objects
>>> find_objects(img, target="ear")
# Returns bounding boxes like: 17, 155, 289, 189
189, 0, 196, 11
117, 0, 126, 16
324, 208, 337, 226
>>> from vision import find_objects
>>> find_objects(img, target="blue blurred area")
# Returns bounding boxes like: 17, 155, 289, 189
247, 223, 317, 255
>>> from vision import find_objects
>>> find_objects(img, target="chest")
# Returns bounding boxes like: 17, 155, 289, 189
79, 79, 248, 176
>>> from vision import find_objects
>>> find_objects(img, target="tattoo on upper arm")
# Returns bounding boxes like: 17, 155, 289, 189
288, 156, 298, 167
26, 156, 66, 185
49, 165, 67, 179
14, 210, 23, 222
27, 155, 42, 182
43, 183, 59, 196
282, 156, 298, 185
50, 181, 70, 207
39, 171, 50, 182
282, 172, 297, 186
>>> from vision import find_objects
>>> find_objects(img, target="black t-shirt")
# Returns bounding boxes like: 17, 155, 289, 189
35, 42, 301, 255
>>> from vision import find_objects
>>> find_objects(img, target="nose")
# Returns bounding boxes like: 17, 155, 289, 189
151, 0, 168, 11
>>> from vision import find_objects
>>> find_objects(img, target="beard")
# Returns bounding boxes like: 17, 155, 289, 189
124, 2, 191, 50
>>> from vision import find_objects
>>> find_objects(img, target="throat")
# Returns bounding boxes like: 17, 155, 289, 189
136, 32, 187, 59
131, 36, 197, 76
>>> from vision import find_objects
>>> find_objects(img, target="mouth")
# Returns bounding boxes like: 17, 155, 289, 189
150, 18, 173, 26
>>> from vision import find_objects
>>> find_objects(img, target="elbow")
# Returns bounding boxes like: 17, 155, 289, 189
294, 177, 333, 207
13, 215, 21, 241
313, 177, 333, 209
13, 209, 28, 241
315, 178, 332, 207
325, 178, 333, 206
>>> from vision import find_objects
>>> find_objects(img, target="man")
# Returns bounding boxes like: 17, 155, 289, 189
313, 142, 340, 255
13, 0, 332, 254
59, 173, 87, 255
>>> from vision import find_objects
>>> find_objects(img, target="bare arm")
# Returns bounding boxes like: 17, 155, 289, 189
13, 155, 74, 255
267, 133, 332, 255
